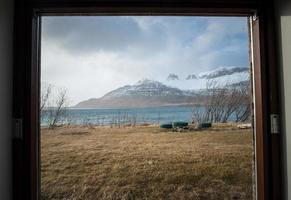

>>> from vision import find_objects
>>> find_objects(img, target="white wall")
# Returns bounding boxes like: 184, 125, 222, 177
275, 0, 291, 199
0, 0, 13, 199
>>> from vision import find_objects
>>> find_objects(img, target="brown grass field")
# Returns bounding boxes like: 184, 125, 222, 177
41, 124, 254, 200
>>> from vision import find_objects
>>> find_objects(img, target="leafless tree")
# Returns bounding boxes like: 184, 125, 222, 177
192, 80, 251, 123
40, 83, 52, 120
48, 88, 69, 128
234, 83, 252, 122
41, 84, 69, 129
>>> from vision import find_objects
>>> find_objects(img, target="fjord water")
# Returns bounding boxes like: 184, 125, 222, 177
41, 105, 247, 127
41, 106, 194, 126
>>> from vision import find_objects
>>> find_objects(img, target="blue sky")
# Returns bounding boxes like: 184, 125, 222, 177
41, 16, 249, 105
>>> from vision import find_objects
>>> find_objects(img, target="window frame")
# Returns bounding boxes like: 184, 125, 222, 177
12, 1, 282, 200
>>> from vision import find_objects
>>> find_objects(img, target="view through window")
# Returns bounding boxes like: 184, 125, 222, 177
40, 16, 255, 200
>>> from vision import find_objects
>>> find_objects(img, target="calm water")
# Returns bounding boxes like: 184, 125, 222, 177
41, 106, 194, 126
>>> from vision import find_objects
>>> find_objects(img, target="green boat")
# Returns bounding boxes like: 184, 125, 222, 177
173, 121, 188, 127
160, 123, 173, 129
198, 122, 212, 128
160, 121, 188, 129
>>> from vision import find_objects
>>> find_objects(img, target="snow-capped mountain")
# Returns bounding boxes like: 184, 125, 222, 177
197, 66, 249, 79
74, 79, 197, 108
74, 66, 250, 108
166, 66, 249, 90
102, 79, 189, 99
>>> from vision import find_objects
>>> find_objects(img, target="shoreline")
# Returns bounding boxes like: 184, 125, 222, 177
40, 122, 252, 131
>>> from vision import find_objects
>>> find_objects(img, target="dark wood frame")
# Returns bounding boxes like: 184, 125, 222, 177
12, 0, 282, 200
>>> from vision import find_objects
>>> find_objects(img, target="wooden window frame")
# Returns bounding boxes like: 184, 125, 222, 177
12, 1, 282, 200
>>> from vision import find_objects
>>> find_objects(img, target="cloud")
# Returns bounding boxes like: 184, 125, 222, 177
42, 16, 168, 55
41, 16, 249, 105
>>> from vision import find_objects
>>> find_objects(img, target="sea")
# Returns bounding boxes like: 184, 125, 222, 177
41, 106, 194, 126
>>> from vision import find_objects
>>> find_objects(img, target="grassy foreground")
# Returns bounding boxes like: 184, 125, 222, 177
41, 124, 254, 200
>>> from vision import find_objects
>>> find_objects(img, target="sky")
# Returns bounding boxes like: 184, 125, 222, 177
41, 16, 249, 105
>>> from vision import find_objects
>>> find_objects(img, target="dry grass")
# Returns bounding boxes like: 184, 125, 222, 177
41, 124, 254, 200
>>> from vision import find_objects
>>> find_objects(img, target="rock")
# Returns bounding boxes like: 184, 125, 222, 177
148, 160, 153, 165
96, 160, 102, 164
237, 123, 252, 129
